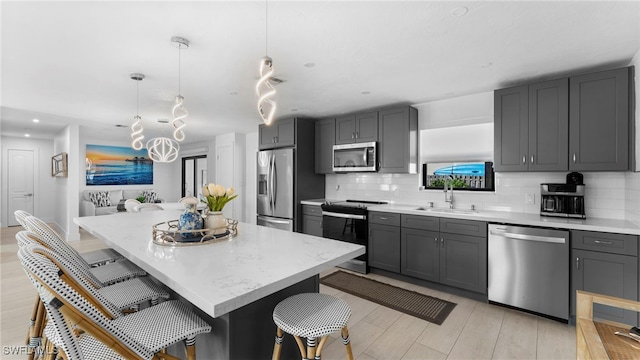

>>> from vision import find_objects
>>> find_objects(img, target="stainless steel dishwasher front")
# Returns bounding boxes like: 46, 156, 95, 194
488, 224, 569, 320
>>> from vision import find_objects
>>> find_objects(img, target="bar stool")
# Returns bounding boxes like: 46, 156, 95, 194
272, 293, 353, 360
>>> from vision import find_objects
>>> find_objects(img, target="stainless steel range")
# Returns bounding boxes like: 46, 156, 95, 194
321, 200, 387, 274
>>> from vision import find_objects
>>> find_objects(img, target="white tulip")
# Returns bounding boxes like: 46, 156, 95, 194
227, 187, 235, 196
208, 183, 217, 195
202, 185, 210, 197
214, 184, 225, 197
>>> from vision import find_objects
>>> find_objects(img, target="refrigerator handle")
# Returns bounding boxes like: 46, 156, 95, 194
270, 154, 276, 211
272, 155, 278, 210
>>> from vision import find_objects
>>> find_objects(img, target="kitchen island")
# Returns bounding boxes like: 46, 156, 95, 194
74, 210, 364, 359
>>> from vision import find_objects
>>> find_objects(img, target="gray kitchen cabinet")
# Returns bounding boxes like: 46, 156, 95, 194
259, 118, 295, 149
401, 227, 440, 282
569, 67, 630, 171
571, 230, 639, 325
494, 78, 568, 172
302, 204, 323, 237
314, 118, 335, 174
335, 111, 378, 145
378, 106, 418, 174
397, 214, 487, 294
368, 211, 401, 273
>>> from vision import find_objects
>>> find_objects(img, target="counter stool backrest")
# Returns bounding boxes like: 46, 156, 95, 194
16, 232, 121, 319
14, 210, 33, 229
18, 243, 153, 360
134, 203, 163, 212
23, 216, 103, 288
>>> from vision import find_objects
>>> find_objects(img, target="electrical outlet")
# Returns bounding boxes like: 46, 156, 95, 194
525, 193, 535, 205
335, 185, 340, 191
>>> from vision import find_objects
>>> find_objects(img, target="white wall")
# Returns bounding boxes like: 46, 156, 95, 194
54, 124, 81, 241
1, 136, 56, 226
244, 132, 258, 225
79, 128, 178, 203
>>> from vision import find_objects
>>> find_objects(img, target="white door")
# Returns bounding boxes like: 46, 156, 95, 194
8, 149, 35, 226
216, 145, 234, 218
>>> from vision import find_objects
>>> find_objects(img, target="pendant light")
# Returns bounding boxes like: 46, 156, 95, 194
130, 73, 145, 150
146, 133, 180, 163
171, 36, 189, 142
256, 0, 277, 126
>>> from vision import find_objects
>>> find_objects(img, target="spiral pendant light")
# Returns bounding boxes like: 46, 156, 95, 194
130, 73, 145, 150
146, 135, 180, 163
256, 0, 277, 126
171, 36, 189, 141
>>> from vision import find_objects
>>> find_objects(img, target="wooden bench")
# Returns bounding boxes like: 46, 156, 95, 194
576, 290, 640, 359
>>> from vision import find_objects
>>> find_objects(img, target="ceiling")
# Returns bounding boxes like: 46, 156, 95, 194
1, 1, 639, 143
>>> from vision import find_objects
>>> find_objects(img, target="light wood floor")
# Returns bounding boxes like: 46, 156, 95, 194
1, 225, 576, 360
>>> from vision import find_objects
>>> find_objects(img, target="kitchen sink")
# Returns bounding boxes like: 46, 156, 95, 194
414, 207, 480, 215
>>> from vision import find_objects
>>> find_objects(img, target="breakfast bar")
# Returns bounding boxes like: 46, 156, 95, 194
74, 210, 364, 359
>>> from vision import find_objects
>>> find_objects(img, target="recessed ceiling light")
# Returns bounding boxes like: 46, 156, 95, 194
450, 6, 468, 17
157, 119, 170, 124
32, 118, 40, 123
303, 62, 315, 68
25, 133, 30, 137
115, 124, 128, 128
361, 91, 371, 95
229, 91, 238, 95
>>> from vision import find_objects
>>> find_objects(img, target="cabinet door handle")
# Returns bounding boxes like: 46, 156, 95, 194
594, 240, 614, 245
522, 155, 526, 164
440, 238, 444, 248
355, 131, 359, 139
352, 132, 355, 139
379, 217, 387, 220
573, 153, 577, 163
531, 155, 534, 164
434, 237, 438, 247
576, 257, 580, 270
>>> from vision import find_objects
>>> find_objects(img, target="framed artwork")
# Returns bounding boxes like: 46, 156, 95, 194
85, 144, 153, 185
51, 152, 68, 177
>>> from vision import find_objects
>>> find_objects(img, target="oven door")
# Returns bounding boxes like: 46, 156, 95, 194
322, 211, 368, 273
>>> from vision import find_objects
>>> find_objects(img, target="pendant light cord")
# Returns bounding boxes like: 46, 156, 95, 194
265, 0, 269, 56
178, 46, 182, 96
136, 79, 140, 117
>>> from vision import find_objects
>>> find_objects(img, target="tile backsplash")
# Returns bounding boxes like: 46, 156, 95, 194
325, 171, 640, 224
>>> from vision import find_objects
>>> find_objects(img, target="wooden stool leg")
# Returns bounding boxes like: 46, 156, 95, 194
272, 327, 284, 360
341, 326, 354, 360
26, 297, 41, 345
315, 336, 329, 360
293, 336, 306, 359
306, 337, 317, 359
185, 336, 196, 360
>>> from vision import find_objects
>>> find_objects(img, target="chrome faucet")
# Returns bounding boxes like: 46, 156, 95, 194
444, 176, 454, 209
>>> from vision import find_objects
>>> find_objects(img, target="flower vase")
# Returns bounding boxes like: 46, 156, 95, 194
205, 211, 227, 235
178, 203, 203, 239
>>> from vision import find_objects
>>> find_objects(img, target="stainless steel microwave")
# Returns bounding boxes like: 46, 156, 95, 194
333, 142, 377, 172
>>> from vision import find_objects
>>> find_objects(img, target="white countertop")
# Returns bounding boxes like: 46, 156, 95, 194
74, 211, 364, 317
300, 199, 327, 206
368, 204, 640, 235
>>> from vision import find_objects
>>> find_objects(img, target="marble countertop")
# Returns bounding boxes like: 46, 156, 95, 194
74, 211, 364, 317
368, 204, 640, 235
300, 199, 327, 206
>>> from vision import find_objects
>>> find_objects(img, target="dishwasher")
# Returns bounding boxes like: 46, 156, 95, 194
488, 224, 569, 320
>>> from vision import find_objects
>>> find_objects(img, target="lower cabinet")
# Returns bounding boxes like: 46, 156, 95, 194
301, 204, 323, 237
571, 230, 639, 324
370, 212, 487, 294
369, 223, 401, 272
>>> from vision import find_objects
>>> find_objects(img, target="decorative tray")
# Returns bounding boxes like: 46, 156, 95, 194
152, 220, 237, 246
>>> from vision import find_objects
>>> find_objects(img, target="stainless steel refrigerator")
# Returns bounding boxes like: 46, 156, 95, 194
257, 148, 296, 231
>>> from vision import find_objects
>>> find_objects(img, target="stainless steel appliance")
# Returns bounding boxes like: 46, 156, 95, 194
488, 224, 569, 320
540, 183, 586, 219
321, 200, 387, 273
257, 148, 295, 231
333, 142, 377, 172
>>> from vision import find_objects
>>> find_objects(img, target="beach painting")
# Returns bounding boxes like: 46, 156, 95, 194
86, 144, 153, 185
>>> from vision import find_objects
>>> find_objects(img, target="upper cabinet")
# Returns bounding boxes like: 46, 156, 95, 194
315, 118, 335, 174
494, 66, 632, 172
378, 106, 418, 174
494, 79, 569, 172
258, 118, 295, 149
569, 67, 630, 171
335, 111, 378, 144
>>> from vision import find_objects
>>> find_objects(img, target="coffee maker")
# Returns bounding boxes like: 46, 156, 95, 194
540, 172, 586, 219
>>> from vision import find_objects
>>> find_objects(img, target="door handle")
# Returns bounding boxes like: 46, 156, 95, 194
272, 156, 278, 209
573, 153, 577, 163
531, 155, 534, 164
434, 237, 438, 247
522, 155, 526, 164
576, 257, 580, 270
440, 238, 444, 248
